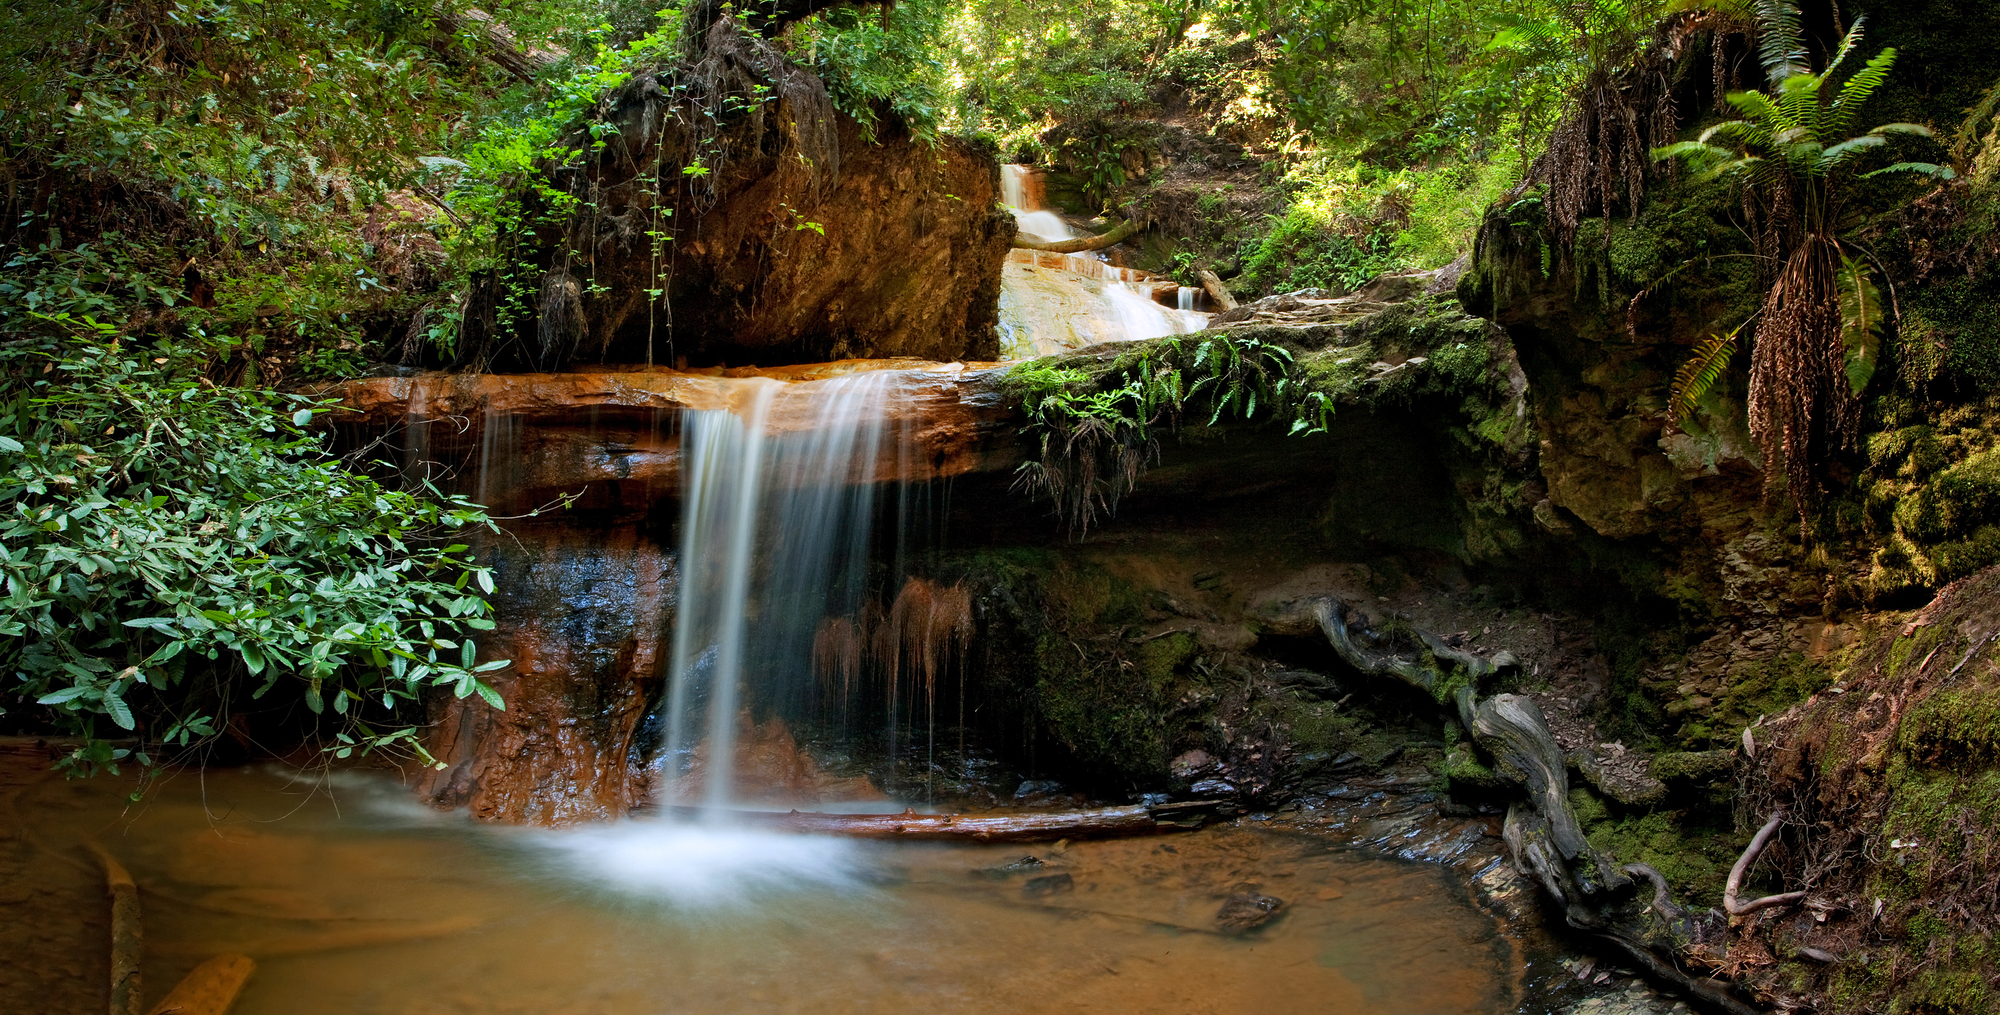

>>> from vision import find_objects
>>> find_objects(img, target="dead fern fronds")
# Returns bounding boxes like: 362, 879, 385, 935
1748, 235, 1856, 504
1669, 321, 1746, 427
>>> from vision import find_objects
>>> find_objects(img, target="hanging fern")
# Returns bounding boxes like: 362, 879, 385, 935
1669, 322, 1745, 427
1837, 254, 1885, 396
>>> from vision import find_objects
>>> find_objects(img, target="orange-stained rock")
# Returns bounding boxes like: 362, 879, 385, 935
417, 527, 672, 825
322, 362, 1020, 518
656, 713, 885, 810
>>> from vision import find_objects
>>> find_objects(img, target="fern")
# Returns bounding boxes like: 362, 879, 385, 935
1837, 255, 1884, 396
1753, 0, 1809, 85
1669, 322, 1744, 426
1952, 74, 2000, 184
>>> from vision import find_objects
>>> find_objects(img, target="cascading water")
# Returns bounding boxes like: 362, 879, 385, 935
657, 372, 908, 810
996, 164, 1208, 358
1000, 164, 1076, 243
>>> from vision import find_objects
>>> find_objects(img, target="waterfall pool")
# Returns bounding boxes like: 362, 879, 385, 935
3, 750, 1526, 1015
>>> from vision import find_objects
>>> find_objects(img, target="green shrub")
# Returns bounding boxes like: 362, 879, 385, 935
0, 322, 508, 774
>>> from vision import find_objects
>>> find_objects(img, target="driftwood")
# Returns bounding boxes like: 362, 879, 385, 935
88, 842, 143, 1015
1309, 597, 1765, 1015
145, 954, 255, 1015
660, 799, 1225, 842
1197, 269, 1238, 311
1012, 219, 1140, 253
1724, 811, 1807, 918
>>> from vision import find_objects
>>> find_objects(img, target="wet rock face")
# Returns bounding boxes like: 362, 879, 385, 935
327, 363, 1022, 517
1457, 193, 1765, 543
460, 22, 1013, 371
419, 527, 672, 824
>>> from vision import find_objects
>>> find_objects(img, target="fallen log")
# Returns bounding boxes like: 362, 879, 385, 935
659, 799, 1226, 842
87, 842, 142, 1015
1012, 218, 1141, 254
1197, 269, 1238, 311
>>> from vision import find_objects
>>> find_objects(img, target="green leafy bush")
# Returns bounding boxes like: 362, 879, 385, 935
0, 321, 508, 774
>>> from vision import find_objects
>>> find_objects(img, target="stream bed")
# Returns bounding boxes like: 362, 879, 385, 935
2, 745, 1530, 1015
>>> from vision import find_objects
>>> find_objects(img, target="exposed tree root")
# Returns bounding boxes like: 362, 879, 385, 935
1309, 596, 1767, 1015
659, 799, 1226, 842
1011, 219, 1140, 253
1724, 811, 1807, 918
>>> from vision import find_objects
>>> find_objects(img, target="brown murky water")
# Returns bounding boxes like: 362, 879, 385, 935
2, 748, 1513, 1015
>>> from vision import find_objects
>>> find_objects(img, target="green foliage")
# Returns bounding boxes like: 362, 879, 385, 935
0, 322, 508, 775
1651, 3, 1946, 505
791, 2, 950, 142
1669, 322, 1744, 427
1009, 333, 1311, 532
1651, 16, 1947, 200
1241, 202, 1401, 296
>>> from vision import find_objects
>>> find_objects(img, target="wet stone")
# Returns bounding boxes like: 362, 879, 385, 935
1021, 873, 1075, 898
1215, 891, 1285, 933
972, 856, 1047, 880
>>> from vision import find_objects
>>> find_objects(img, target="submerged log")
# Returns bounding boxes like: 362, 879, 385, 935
88, 842, 142, 1015
145, 954, 255, 1015
661, 799, 1226, 842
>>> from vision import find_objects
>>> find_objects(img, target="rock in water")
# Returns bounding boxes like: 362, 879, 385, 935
1215, 891, 1285, 932
1021, 873, 1075, 898
972, 856, 1047, 881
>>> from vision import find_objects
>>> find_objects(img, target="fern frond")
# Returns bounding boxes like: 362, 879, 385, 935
1861, 161, 1955, 179
1952, 75, 2000, 179
1837, 254, 1883, 396
1753, 0, 1808, 85
1820, 17, 1869, 84
1816, 134, 1885, 173
1721, 92, 1786, 137
1669, 323, 1744, 426
1828, 46, 1897, 137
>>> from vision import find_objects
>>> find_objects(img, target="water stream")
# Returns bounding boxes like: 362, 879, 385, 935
1, 756, 1523, 1015
659, 373, 912, 809
995, 164, 1208, 358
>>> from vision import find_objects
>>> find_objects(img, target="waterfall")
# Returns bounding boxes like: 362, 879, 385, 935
996, 165, 1208, 358
658, 373, 905, 810
1000, 164, 1074, 243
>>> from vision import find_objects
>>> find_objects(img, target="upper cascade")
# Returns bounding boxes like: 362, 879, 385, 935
994, 165, 1208, 359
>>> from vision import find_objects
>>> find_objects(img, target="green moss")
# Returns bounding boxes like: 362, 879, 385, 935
1136, 631, 1198, 689
1676, 653, 1833, 748
1896, 449, 2000, 544
1580, 805, 1741, 904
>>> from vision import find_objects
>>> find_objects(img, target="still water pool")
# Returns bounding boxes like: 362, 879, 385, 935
2, 747, 1517, 1015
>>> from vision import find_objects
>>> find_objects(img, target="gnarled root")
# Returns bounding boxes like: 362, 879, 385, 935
1309, 596, 1766, 1015
1724, 811, 1806, 918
